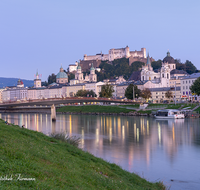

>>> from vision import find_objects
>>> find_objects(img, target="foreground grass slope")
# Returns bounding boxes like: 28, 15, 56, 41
0, 120, 165, 189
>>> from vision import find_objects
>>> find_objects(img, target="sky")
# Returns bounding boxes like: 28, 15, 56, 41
0, 0, 200, 81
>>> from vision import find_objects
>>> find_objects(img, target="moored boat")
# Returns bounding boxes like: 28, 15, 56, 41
154, 109, 185, 119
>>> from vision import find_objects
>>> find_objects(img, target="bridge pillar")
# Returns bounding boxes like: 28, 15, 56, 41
51, 104, 56, 121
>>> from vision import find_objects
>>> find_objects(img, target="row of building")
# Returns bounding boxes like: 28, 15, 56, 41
1, 50, 199, 103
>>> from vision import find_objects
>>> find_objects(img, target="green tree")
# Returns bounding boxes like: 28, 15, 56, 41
190, 77, 200, 95
185, 60, 197, 74
140, 88, 152, 101
165, 90, 173, 101
75, 90, 96, 97
48, 74, 56, 84
68, 73, 75, 81
125, 84, 141, 100
41, 81, 48, 86
151, 60, 162, 70
175, 59, 185, 70
99, 84, 114, 98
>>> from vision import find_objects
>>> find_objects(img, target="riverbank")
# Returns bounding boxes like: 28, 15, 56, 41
57, 104, 200, 117
0, 119, 165, 189
57, 105, 151, 116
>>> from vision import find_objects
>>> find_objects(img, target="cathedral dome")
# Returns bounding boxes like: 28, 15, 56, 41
56, 70, 68, 79
56, 66, 68, 79
163, 51, 175, 63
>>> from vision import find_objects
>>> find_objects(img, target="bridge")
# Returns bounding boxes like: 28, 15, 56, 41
0, 97, 141, 121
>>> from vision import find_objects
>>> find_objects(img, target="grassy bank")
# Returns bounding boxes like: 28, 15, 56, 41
57, 104, 189, 115
0, 120, 165, 189
57, 105, 135, 113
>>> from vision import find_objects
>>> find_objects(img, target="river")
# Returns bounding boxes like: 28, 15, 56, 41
1, 113, 200, 190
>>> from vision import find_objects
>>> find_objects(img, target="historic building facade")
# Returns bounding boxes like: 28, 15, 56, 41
140, 51, 176, 88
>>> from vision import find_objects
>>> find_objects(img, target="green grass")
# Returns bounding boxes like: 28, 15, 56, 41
0, 120, 165, 189
147, 104, 167, 109
194, 106, 200, 113
57, 105, 135, 113
166, 104, 182, 109
118, 104, 140, 108
182, 103, 198, 110
137, 110, 153, 114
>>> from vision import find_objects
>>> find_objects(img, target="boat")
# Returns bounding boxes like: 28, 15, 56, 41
154, 109, 185, 119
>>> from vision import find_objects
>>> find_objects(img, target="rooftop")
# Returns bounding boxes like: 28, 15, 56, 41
181, 72, 200, 80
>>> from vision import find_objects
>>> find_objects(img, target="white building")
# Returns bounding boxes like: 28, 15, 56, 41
0, 88, 5, 103
180, 73, 200, 101
85, 82, 105, 97
150, 87, 181, 103
2, 79, 28, 102
68, 61, 78, 73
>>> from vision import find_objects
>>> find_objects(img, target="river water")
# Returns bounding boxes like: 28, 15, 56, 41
1, 113, 200, 190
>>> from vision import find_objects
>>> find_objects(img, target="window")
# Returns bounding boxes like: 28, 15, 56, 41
156, 96, 158, 98
186, 81, 187, 84
189, 80, 190, 83
167, 73, 169, 79
162, 74, 164, 78
183, 86, 185, 89
183, 81, 184, 84
186, 86, 188, 89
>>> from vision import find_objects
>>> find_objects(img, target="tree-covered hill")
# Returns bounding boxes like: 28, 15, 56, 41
97, 58, 145, 81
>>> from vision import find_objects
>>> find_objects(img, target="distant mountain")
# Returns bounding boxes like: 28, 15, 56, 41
0, 77, 34, 88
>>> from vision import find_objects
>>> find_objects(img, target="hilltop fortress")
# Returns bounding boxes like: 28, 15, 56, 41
79, 46, 153, 72
83, 46, 146, 62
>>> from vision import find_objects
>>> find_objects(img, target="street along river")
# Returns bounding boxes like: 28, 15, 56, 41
1, 113, 200, 190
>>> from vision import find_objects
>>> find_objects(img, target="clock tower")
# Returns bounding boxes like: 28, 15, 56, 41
34, 71, 41, 88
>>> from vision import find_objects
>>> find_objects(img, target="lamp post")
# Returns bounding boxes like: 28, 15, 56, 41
175, 81, 176, 105
133, 85, 135, 101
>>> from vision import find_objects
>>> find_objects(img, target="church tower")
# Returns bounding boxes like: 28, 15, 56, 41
34, 71, 41, 88
141, 53, 153, 81
89, 63, 97, 82
75, 62, 84, 83
160, 62, 170, 87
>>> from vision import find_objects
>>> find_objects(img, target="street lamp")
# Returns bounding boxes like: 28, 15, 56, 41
133, 85, 135, 101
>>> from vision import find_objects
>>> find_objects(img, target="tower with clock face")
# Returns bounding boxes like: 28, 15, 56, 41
34, 71, 41, 88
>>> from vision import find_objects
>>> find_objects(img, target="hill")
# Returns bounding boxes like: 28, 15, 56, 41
0, 77, 34, 88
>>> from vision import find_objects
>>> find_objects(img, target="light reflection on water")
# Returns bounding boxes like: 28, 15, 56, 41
1, 113, 200, 190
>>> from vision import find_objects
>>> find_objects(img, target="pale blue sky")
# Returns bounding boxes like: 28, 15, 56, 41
0, 0, 200, 81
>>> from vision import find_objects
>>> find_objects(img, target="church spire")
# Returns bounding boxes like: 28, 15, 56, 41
146, 53, 151, 65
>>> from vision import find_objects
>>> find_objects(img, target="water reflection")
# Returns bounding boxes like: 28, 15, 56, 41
1, 113, 200, 190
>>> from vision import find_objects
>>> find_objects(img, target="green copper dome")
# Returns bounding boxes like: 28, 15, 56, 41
90, 63, 95, 70
77, 62, 81, 70
56, 71, 68, 79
